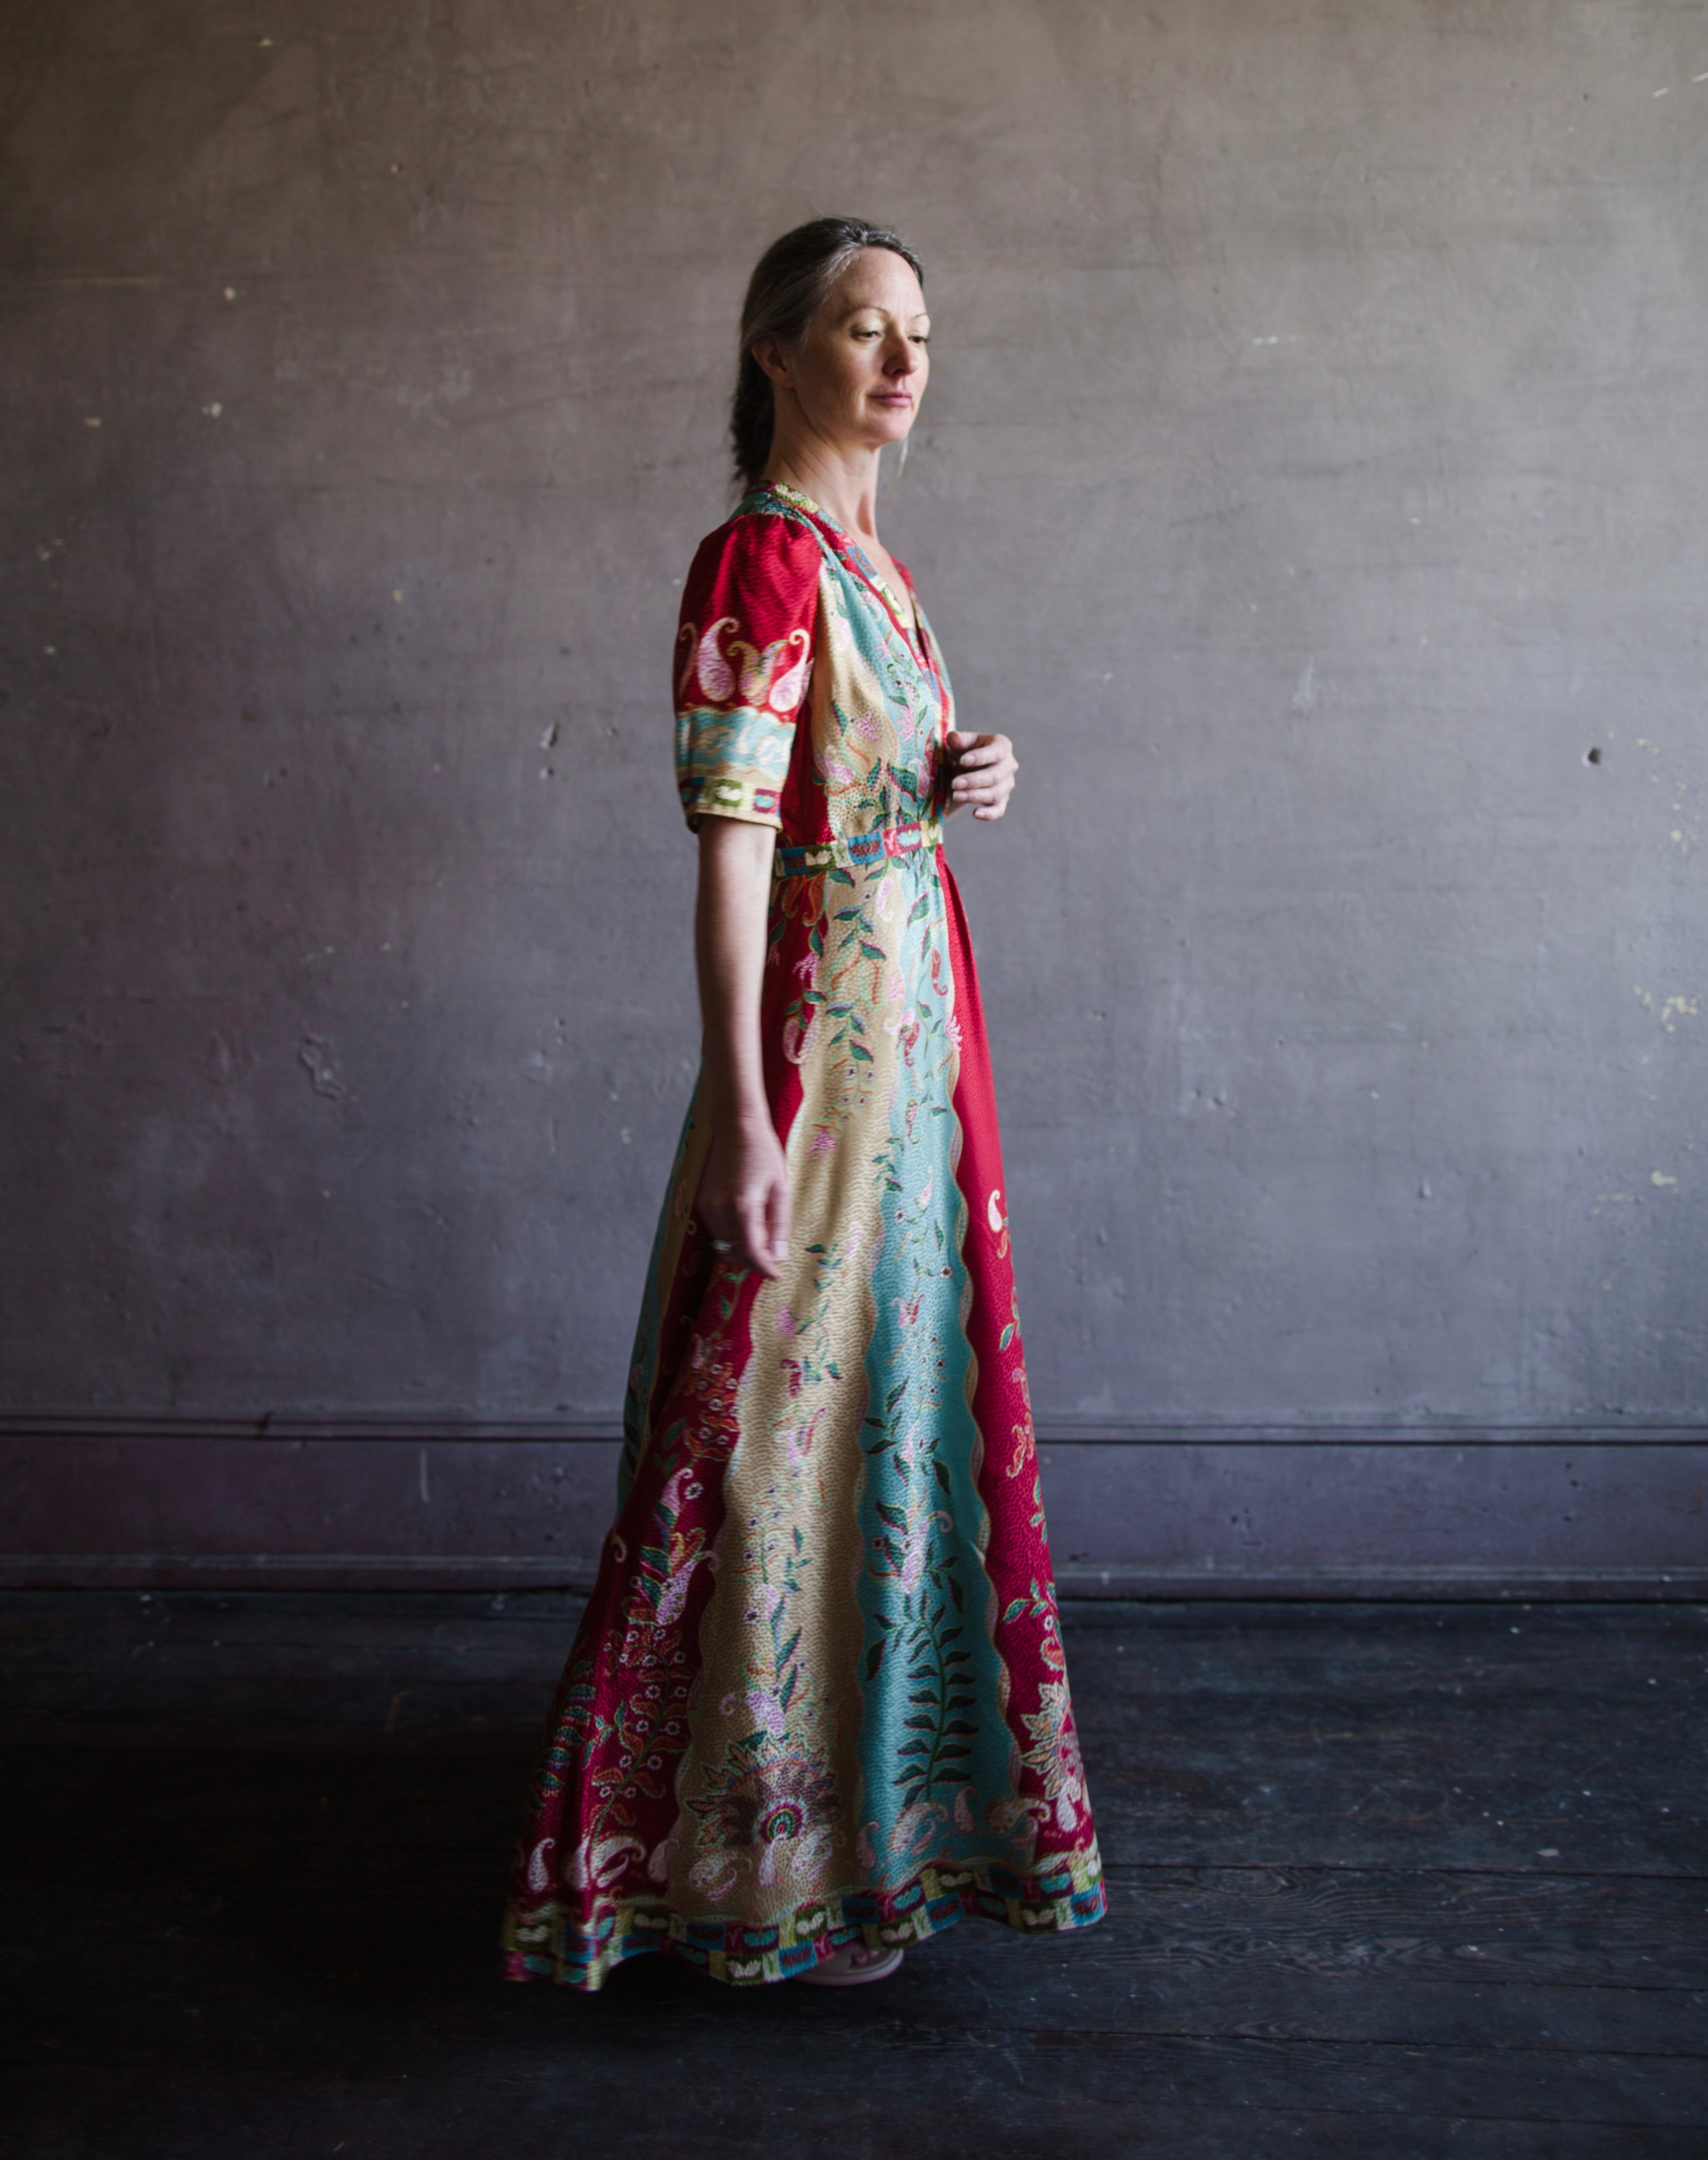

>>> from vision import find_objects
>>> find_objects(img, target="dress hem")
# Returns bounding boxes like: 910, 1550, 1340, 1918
502, 1848, 1106, 1992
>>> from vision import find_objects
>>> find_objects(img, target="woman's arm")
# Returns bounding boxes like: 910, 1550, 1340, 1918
693, 815, 791, 1280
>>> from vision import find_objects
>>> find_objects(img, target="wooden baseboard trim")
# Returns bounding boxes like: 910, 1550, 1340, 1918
3, 1431, 1702, 1599
1, 1411, 1703, 1447
1, 1553, 1702, 1602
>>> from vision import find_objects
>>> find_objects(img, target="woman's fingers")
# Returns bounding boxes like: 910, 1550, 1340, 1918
947, 733, 1016, 773
765, 1171, 792, 1271
709, 1189, 770, 1279
697, 1121, 793, 1280
737, 1193, 779, 1280
948, 731, 1018, 817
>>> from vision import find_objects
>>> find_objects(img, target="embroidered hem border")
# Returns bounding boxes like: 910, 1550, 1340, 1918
502, 1847, 1106, 1991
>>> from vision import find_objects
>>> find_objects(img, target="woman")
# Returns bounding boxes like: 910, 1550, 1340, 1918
503, 218, 1105, 1991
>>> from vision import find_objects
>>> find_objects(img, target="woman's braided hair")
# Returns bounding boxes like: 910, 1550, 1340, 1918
730, 217, 925, 493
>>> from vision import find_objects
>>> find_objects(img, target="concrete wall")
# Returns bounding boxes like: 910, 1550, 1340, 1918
4, 0, 1704, 1591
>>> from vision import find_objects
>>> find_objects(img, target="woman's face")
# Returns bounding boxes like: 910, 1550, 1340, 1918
760, 247, 930, 455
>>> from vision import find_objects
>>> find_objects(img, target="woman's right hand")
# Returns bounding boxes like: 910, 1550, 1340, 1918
697, 1115, 791, 1280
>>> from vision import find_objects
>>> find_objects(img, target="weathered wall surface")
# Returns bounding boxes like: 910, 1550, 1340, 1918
3, 0, 1703, 1586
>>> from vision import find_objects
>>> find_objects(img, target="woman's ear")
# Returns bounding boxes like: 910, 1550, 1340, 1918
751, 336, 794, 390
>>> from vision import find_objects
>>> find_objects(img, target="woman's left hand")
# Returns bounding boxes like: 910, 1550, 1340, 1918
944, 730, 1018, 821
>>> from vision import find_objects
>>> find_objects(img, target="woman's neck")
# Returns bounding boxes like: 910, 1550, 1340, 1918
762, 434, 883, 551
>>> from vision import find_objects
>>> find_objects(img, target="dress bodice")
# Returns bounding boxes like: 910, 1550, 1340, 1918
673, 482, 956, 853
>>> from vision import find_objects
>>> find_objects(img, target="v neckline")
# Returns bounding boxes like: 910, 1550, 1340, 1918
759, 480, 924, 657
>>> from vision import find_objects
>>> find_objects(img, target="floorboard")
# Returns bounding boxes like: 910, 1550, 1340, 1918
0, 1592, 1703, 2159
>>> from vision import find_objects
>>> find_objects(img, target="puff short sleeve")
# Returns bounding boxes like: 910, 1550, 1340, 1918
673, 510, 821, 832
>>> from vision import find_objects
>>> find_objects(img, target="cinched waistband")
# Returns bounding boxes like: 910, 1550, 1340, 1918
773, 818, 942, 880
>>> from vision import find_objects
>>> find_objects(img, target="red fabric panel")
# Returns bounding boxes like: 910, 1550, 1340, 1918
940, 855, 1086, 1862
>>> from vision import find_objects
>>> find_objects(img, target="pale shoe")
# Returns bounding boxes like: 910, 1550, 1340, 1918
794, 1941, 906, 1987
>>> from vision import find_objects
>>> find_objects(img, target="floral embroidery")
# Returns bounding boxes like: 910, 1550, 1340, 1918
1021, 1680, 1088, 1833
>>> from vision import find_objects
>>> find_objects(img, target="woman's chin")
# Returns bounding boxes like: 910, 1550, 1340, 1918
863, 411, 917, 451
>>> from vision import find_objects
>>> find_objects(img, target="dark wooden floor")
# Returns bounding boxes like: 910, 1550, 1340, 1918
1, 1593, 1704, 2158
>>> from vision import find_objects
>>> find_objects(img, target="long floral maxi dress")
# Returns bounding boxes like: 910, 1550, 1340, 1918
502, 481, 1105, 1989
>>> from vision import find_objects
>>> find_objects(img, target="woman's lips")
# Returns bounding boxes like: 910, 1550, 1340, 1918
873, 393, 913, 407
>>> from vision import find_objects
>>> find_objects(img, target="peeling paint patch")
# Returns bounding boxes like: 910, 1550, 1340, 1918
1650, 1171, 1678, 1188
1635, 986, 1699, 1029
298, 1036, 345, 1099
